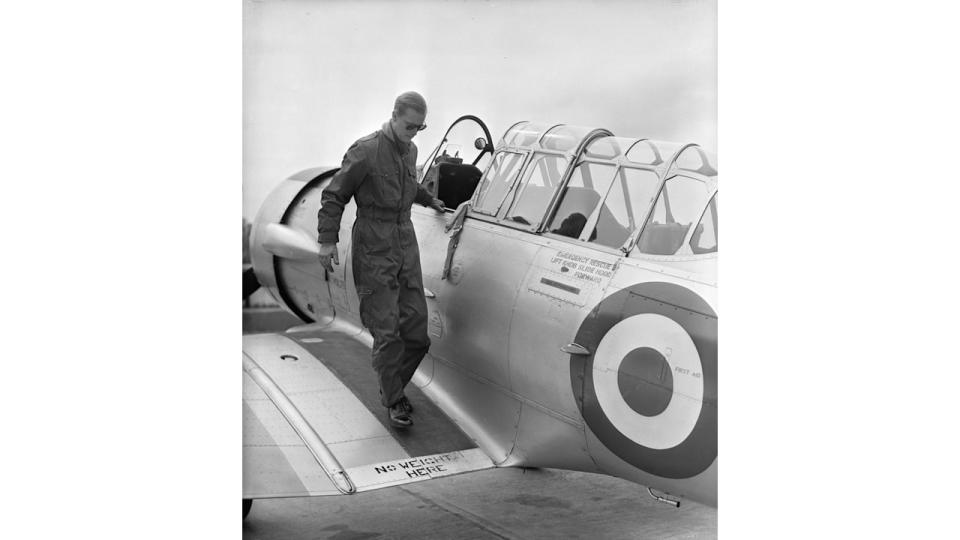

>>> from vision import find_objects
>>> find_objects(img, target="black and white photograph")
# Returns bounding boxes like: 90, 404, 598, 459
10, 1, 960, 538
243, 1, 717, 537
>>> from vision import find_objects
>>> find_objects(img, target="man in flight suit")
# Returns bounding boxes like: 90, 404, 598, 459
316, 91, 444, 428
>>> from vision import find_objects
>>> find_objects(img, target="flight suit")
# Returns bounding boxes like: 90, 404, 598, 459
317, 123, 435, 409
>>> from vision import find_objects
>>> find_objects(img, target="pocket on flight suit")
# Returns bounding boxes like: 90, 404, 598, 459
402, 266, 423, 290
375, 167, 401, 207
354, 219, 392, 255
352, 220, 398, 291
399, 233, 424, 291
354, 284, 375, 330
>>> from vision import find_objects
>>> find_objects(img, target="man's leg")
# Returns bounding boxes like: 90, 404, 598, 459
396, 282, 431, 391
357, 285, 406, 408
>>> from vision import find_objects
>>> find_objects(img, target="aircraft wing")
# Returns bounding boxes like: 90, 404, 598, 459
243, 323, 494, 499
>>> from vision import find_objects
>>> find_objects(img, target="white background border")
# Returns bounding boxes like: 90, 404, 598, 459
3, 1, 959, 537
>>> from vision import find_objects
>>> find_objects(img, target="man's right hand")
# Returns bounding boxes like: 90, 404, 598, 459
429, 197, 446, 214
318, 243, 339, 273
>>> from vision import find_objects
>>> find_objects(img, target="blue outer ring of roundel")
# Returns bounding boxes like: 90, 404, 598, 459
570, 281, 717, 479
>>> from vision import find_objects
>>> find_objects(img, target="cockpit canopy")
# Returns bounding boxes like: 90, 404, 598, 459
470, 122, 718, 257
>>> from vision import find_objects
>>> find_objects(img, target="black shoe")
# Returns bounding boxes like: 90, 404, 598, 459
388, 403, 413, 428
381, 391, 414, 415
398, 395, 414, 414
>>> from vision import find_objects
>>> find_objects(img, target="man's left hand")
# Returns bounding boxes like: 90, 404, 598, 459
429, 198, 445, 214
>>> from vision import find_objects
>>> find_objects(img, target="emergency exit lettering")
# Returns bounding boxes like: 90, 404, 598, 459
550, 252, 615, 282
575, 271, 602, 283
555, 251, 590, 263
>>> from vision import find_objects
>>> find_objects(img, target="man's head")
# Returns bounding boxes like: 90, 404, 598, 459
390, 91, 427, 145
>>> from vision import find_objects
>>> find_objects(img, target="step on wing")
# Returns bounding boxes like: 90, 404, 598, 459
243, 329, 493, 499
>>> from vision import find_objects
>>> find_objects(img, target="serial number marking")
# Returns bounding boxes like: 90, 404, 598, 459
674, 366, 702, 378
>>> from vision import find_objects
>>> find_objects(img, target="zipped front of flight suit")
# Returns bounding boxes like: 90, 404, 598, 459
378, 130, 419, 255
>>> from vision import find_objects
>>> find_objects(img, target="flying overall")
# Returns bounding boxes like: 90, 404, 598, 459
316, 91, 444, 428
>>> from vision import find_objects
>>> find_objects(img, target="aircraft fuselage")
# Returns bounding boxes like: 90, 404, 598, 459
250, 177, 716, 507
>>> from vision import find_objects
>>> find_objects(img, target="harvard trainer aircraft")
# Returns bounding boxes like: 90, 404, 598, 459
242, 116, 717, 519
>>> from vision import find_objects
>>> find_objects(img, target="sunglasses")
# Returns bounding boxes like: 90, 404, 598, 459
403, 122, 428, 132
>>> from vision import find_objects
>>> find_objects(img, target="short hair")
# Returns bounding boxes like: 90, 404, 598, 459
393, 91, 427, 116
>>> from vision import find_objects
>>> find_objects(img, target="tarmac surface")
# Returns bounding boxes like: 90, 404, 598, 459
242, 466, 717, 540
242, 307, 717, 539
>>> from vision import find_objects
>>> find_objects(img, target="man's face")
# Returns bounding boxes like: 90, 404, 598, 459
390, 108, 427, 145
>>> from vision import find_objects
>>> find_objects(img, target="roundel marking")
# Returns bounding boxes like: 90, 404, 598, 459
594, 314, 702, 450
571, 281, 717, 479
618, 347, 673, 417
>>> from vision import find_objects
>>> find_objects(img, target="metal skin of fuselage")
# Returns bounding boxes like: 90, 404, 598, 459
248, 127, 718, 508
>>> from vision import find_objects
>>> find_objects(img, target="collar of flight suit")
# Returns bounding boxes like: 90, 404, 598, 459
381, 121, 411, 156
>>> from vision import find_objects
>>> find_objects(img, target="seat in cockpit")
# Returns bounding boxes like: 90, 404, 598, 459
436, 163, 482, 210
636, 222, 691, 255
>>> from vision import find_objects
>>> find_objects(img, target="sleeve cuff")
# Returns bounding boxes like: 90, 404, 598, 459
415, 190, 433, 206
317, 232, 339, 244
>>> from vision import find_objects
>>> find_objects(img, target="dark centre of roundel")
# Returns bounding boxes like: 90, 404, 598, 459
617, 347, 673, 417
